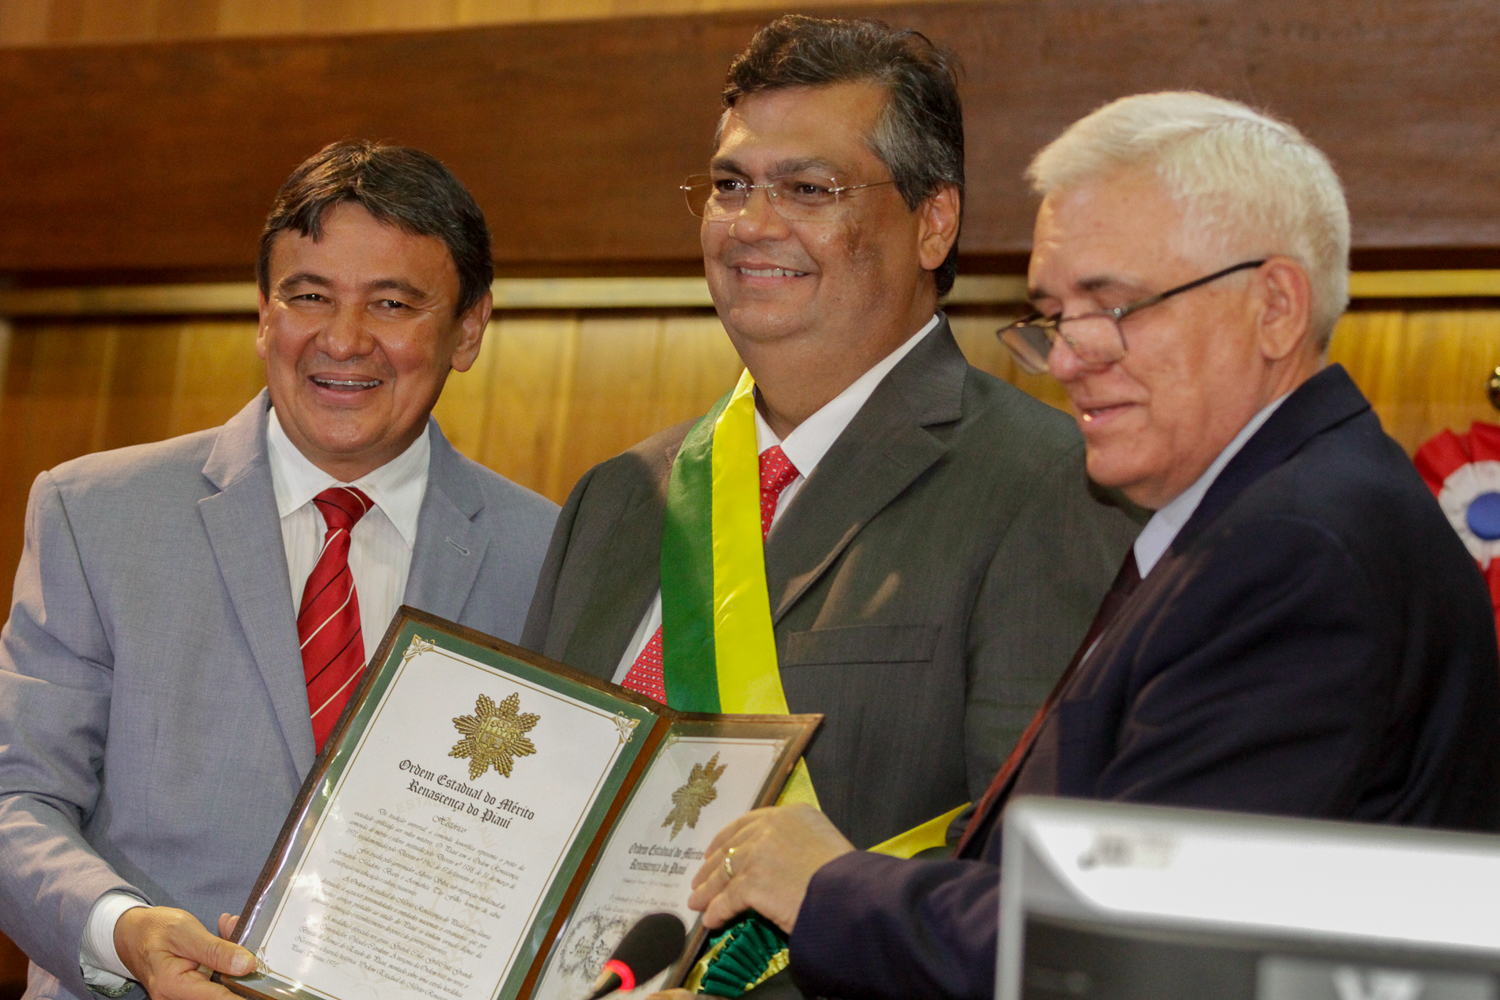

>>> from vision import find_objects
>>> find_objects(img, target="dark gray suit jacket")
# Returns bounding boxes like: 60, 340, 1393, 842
523, 320, 1142, 848
0, 391, 559, 1000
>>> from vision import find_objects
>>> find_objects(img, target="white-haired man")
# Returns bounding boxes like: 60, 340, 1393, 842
664, 92, 1500, 1000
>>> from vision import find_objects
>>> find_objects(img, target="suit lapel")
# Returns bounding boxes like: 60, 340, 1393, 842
765, 319, 966, 623
563, 437, 681, 678
198, 391, 315, 776
404, 421, 488, 624
1173, 364, 1371, 554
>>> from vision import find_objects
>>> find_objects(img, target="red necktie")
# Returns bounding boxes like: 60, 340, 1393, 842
955, 549, 1142, 856
622, 445, 801, 703
300, 486, 373, 751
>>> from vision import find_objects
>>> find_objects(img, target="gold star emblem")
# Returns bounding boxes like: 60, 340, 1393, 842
449, 692, 539, 780
663, 753, 727, 839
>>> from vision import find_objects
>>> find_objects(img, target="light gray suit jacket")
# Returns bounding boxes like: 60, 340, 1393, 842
0, 391, 558, 1000
524, 319, 1143, 849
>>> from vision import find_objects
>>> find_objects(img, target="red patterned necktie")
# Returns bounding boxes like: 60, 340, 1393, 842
622, 445, 801, 703
300, 486, 373, 751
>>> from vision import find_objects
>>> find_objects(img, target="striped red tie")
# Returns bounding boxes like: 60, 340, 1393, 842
300, 486, 373, 751
622, 446, 800, 703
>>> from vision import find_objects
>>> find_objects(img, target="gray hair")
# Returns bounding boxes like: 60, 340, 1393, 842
720, 15, 965, 295
1027, 92, 1350, 346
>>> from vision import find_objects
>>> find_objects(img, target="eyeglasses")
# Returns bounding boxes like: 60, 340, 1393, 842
681, 174, 896, 224
996, 259, 1268, 375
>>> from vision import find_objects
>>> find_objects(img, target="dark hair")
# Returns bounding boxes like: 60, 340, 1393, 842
723, 16, 964, 295
257, 141, 493, 316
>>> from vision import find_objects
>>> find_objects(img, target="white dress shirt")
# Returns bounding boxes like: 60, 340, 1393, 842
266, 408, 430, 651
612, 314, 939, 683
80, 409, 432, 990
1133, 392, 1290, 577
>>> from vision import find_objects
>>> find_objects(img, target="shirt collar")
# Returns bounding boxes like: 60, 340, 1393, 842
754, 313, 939, 469
266, 408, 431, 548
1133, 392, 1290, 578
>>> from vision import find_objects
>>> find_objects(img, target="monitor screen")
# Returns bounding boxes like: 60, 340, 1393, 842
998, 797, 1500, 1000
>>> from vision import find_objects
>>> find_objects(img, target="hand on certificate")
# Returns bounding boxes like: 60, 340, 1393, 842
112, 906, 255, 1000
686, 802, 855, 934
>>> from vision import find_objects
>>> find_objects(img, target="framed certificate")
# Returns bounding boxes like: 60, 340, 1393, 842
219, 608, 818, 1000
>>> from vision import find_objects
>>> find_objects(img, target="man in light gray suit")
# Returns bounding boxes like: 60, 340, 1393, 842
0, 142, 557, 1000
523, 15, 1140, 861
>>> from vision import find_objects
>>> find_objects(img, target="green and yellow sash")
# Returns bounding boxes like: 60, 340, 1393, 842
660, 370, 817, 804
660, 370, 964, 994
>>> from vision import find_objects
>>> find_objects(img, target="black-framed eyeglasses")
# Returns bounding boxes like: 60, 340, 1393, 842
996, 259, 1267, 375
681, 173, 896, 224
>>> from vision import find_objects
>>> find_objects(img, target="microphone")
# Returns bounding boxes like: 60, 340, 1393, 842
581, 912, 687, 1000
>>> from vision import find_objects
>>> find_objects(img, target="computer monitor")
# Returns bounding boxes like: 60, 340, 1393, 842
998, 797, 1500, 1000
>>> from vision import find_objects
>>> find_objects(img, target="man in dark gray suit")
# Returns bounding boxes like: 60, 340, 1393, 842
523, 16, 1138, 855
0, 142, 558, 1000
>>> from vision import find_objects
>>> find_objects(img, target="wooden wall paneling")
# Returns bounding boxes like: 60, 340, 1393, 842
1327, 311, 1404, 439
2, 1, 1498, 283
1327, 310, 1500, 456
3, 306, 1500, 590
0, 17, 732, 279
0, 322, 111, 598
6, 272, 1498, 319
454, 315, 585, 499
554, 315, 685, 492
0, 0, 970, 47
955, 1, 1500, 265
0, 1, 49, 46
1410, 310, 1500, 446
97, 323, 182, 452
2, 323, 115, 475
165, 321, 265, 438
439, 312, 745, 502
426, 316, 509, 470
51, 0, 221, 43
652, 313, 748, 426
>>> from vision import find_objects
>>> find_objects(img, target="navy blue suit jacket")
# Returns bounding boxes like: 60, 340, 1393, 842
788, 366, 1500, 1000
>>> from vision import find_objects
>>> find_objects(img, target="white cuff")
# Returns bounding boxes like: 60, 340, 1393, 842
80, 891, 148, 992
